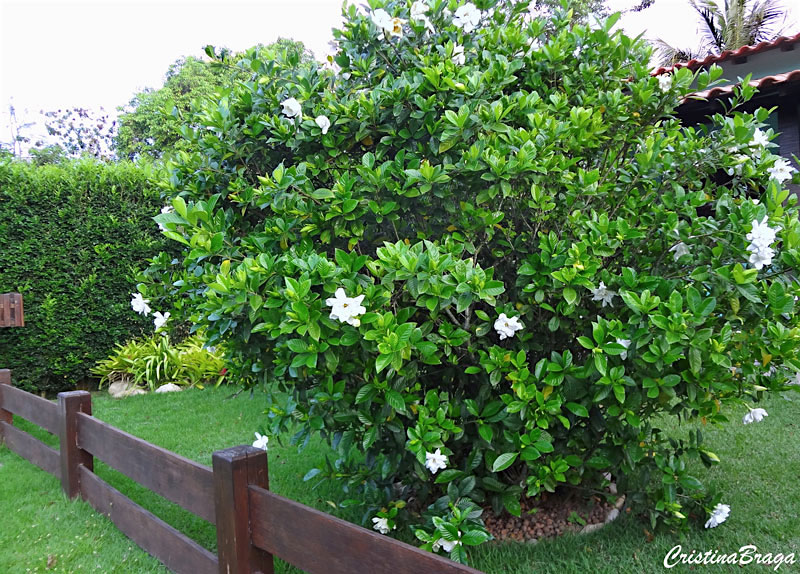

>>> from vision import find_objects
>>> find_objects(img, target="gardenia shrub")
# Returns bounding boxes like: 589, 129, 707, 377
142, 0, 800, 562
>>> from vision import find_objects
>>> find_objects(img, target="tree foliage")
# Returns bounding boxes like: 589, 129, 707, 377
115, 39, 313, 160
655, 0, 788, 65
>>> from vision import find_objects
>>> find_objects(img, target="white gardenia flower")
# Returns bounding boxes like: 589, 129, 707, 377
768, 157, 796, 183
315, 115, 331, 135
439, 535, 462, 553
425, 448, 448, 474
750, 128, 770, 148
658, 74, 672, 92
153, 311, 170, 329
704, 503, 730, 529
748, 245, 775, 270
747, 217, 778, 249
281, 97, 302, 119
453, 2, 481, 33
746, 217, 778, 270
371, 516, 393, 535
742, 407, 768, 425
616, 338, 631, 360
325, 288, 366, 327
669, 242, 690, 261
590, 281, 616, 307
371, 8, 405, 38
494, 313, 523, 340
410, 1, 435, 33
130, 293, 151, 316
252, 432, 269, 451
410, 1, 428, 19
452, 44, 465, 66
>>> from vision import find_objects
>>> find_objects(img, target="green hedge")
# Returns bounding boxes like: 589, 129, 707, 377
0, 158, 169, 394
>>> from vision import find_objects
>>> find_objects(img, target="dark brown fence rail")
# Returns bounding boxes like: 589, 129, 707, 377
0, 369, 484, 574
0, 293, 24, 327
77, 412, 216, 522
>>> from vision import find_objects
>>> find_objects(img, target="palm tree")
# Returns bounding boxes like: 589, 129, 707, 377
655, 0, 788, 66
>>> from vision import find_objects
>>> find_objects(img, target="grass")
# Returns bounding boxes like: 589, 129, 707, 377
1, 387, 799, 573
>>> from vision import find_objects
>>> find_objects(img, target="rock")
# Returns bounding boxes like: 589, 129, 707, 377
155, 383, 182, 393
615, 495, 626, 510
127, 388, 147, 396
108, 381, 136, 398
580, 523, 604, 535
605, 508, 620, 523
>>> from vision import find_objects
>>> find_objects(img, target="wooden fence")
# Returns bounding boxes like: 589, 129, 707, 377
0, 369, 483, 574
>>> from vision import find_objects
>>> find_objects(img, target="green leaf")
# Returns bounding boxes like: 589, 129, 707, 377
563, 287, 577, 305
503, 494, 521, 517
491, 452, 518, 472
385, 390, 406, 412
375, 354, 392, 373
287, 339, 308, 353
565, 402, 589, 417
689, 347, 702, 374
303, 468, 321, 481
434, 469, 466, 484
478, 424, 494, 443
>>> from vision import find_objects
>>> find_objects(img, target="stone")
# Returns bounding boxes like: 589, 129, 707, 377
108, 381, 136, 398
605, 508, 620, 523
155, 383, 182, 393
127, 388, 147, 396
580, 523, 604, 535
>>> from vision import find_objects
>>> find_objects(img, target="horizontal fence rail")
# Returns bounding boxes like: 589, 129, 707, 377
0, 369, 484, 574
0, 420, 60, 476
0, 382, 59, 434
79, 466, 218, 574
248, 485, 485, 574
76, 412, 216, 523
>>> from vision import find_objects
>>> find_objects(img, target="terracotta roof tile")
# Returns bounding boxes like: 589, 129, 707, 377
653, 31, 800, 76
688, 69, 800, 99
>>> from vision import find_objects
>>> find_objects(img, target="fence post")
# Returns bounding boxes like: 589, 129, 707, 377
0, 369, 11, 444
213, 445, 274, 574
57, 391, 93, 499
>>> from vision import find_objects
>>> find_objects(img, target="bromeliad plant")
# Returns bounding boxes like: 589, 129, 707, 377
139, 0, 800, 562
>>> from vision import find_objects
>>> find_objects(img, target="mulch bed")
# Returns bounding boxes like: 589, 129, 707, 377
482, 488, 622, 543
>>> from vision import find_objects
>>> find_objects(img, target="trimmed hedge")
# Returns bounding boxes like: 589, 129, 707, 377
0, 158, 168, 394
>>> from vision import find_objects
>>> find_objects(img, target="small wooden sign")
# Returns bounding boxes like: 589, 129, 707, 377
0, 293, 24, 327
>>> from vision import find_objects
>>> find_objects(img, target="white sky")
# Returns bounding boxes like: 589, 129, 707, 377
1, 0, 798, 144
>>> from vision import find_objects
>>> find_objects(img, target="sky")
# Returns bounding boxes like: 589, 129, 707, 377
1, 0, 798, 147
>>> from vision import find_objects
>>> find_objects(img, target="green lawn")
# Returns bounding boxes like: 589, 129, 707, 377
1, 387, 798, 573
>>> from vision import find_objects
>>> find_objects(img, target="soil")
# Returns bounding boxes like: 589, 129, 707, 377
482, 487, 622, 543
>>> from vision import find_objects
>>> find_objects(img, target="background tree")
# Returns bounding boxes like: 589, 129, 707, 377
40, 107, 117, 160
115, 38, 313, 160
655, 0, 788, 65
